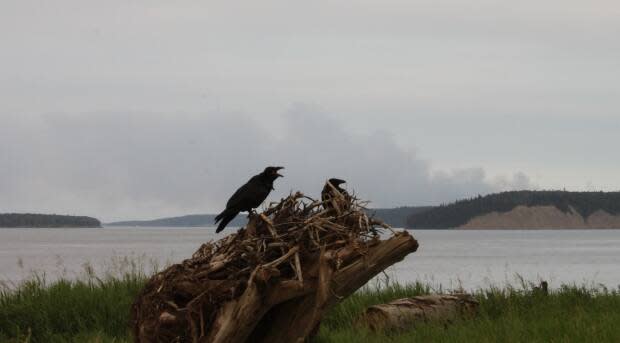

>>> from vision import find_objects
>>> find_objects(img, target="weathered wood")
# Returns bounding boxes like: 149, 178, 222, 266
253, 232, 418, 343
357, 294, 479, 331
131, 191, 419, 343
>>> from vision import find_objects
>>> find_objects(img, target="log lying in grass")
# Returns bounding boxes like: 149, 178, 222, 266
131, 191, 418, 343
357, 294, 479, 331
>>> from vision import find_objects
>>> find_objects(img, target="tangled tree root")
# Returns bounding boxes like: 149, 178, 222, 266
131, 191, 419, 343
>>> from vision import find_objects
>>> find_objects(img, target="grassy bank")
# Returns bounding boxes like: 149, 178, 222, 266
317, 280, 620, 342
1, 274, 619, 342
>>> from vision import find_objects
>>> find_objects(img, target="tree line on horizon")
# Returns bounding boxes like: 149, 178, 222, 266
0, 213, 101, 228
406, 190, 620, 229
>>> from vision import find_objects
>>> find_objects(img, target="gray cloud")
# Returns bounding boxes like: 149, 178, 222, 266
0, 0, 617, 220
0, 110, 532, 221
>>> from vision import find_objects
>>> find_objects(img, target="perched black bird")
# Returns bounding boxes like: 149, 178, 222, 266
321, 178, 349, 205
214, 166, 284, 233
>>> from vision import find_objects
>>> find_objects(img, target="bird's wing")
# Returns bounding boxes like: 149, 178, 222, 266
225, 181, 253, 209
225, 175, 270, 210
321, 184, 330, 202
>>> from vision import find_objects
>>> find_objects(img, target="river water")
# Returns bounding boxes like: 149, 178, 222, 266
1, 228, 619, 290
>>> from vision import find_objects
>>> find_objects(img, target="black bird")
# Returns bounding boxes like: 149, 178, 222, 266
214, 166, 284, 233
321, 178, 349, 204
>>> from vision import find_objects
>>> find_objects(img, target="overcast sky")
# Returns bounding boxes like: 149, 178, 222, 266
1, 1, 618, 221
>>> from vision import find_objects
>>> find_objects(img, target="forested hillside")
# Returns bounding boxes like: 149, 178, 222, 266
406, 191, 620, 229
366, 206, 433, 228
0, 213, 101, 228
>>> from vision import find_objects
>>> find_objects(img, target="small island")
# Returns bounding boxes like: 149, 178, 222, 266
0, 213, 102, 228
406, 191, 620, 229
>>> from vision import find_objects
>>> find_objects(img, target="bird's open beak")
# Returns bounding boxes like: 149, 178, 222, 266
275, 166, 284, 177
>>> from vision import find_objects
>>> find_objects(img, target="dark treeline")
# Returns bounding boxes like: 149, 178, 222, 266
366, 206, 434, 228
0, 213, 101, 228
406, 191, 620, 229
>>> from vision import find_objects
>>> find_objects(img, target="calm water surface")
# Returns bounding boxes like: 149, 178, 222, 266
1, 228, 619, 290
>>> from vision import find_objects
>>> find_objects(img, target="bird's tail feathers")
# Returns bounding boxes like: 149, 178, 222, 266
215, 209, 238, 233
214, 212, 223, 223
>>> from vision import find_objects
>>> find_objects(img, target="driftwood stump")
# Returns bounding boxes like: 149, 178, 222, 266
131, 191, 418, 343
357, 294, 479, 331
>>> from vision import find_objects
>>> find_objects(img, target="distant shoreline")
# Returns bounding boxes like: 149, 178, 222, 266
105, 207, 433, 229
0, 213, 101, 228
407, 190, 620, 230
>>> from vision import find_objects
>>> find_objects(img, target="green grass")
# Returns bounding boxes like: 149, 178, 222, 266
317, 281, 620, 342
0, 273, 142, 343
2, 273, 620, 342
